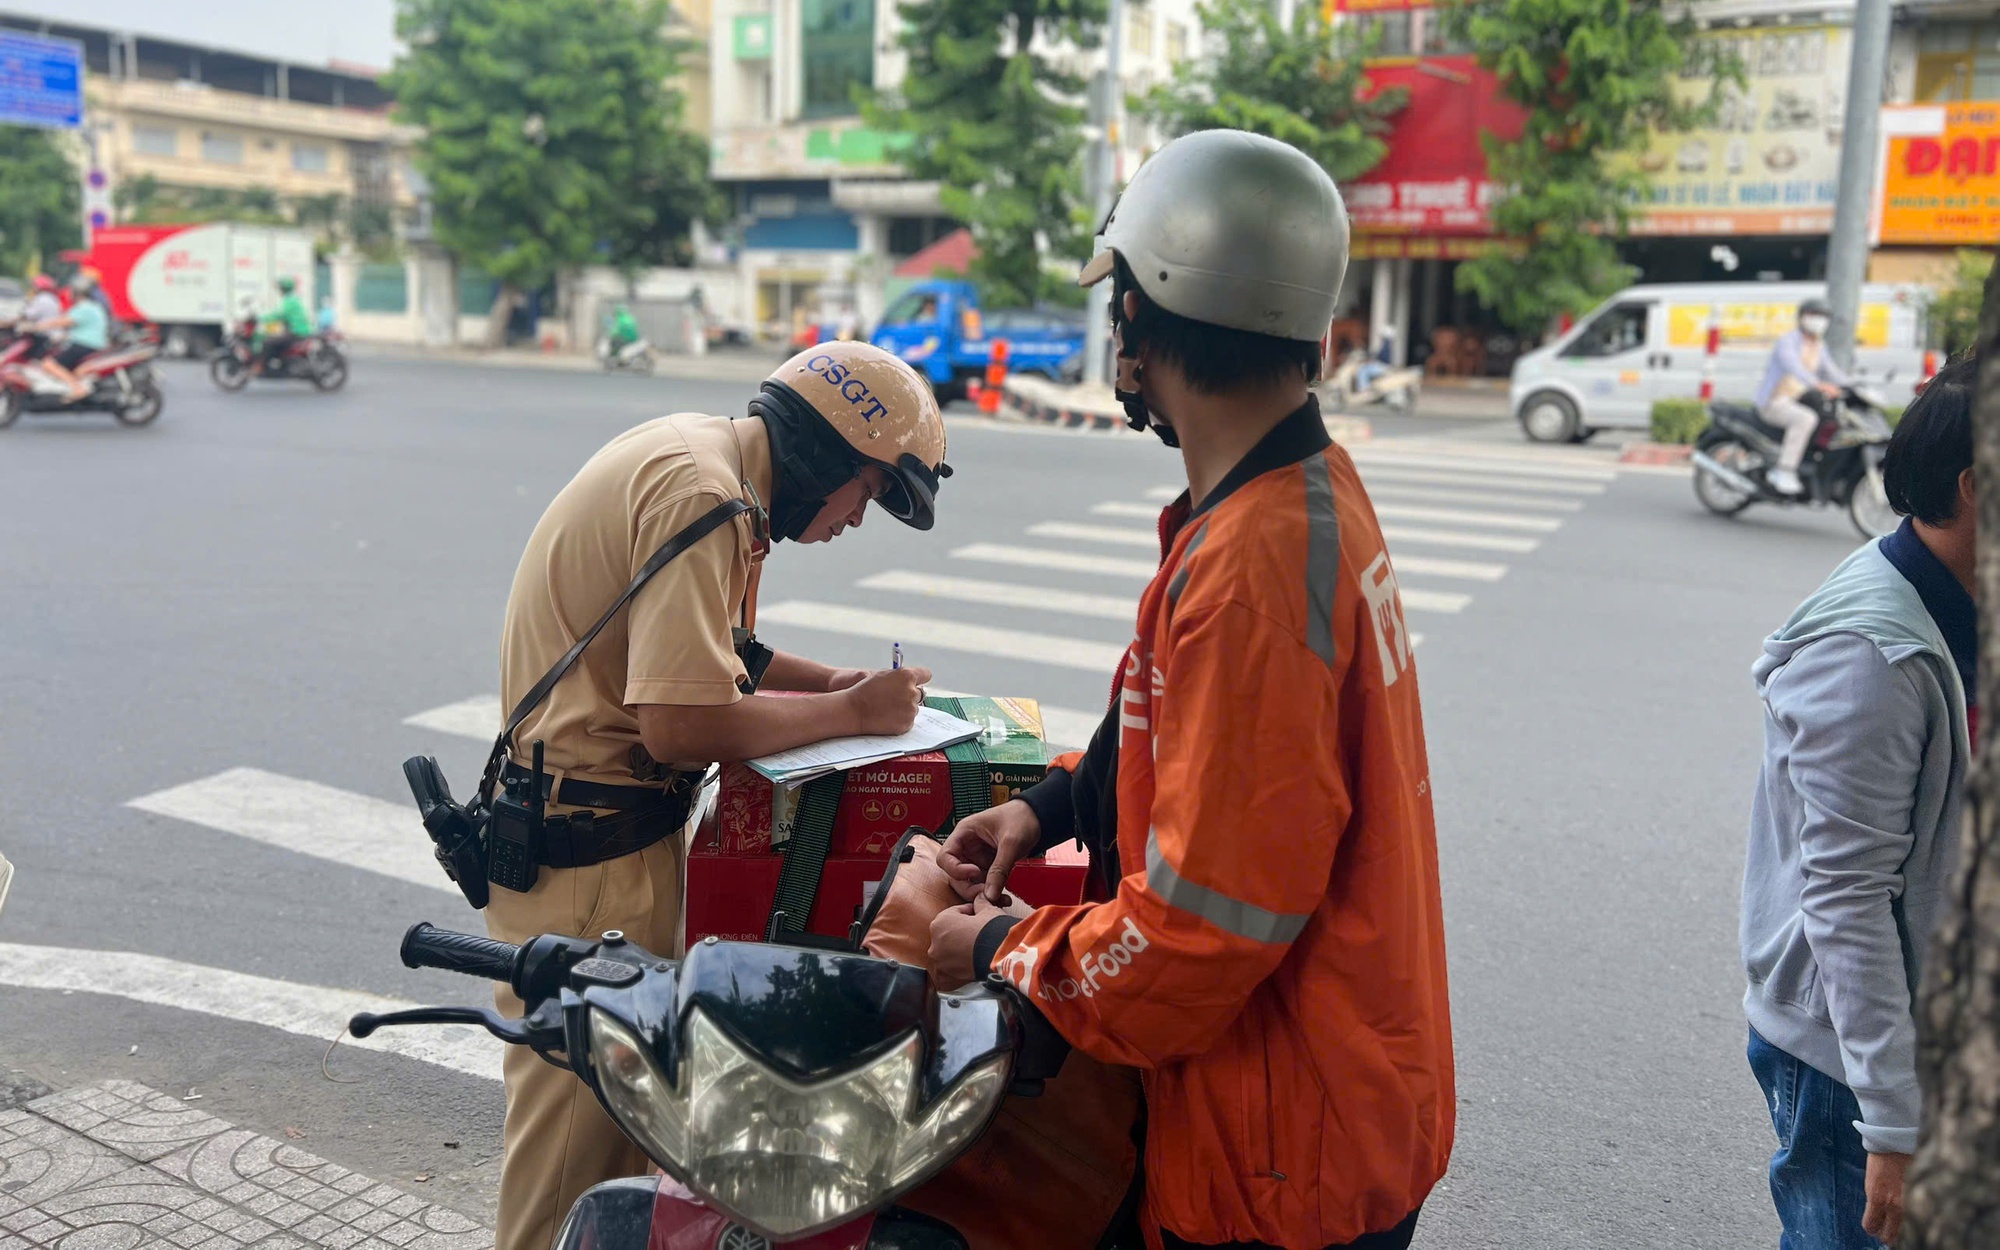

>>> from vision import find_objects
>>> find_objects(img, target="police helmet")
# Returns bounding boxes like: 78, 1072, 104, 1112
758, 342, 950, 531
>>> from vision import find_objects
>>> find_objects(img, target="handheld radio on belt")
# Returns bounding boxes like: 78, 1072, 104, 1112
404, 498, 759, 909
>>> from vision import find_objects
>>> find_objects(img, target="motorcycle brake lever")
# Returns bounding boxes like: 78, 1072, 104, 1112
349, 1004, 538, 1045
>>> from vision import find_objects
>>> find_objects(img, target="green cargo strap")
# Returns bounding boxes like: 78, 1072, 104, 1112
928, 696, 991, 837
766, 771, 846, 940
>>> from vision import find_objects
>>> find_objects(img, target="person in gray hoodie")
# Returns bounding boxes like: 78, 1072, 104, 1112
1741, 352, 1978, 1250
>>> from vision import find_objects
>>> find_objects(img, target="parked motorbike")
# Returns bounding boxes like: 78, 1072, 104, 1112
350, 922, 1072, 1250
1323, 350, 1422, 413
0, 332, 164, 429
210, 317, 349, 392
1691, 385, 1899, 540
596, 335, 656, 374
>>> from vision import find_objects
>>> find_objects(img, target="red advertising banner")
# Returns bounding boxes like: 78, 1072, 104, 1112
1346, 57, 1527, 237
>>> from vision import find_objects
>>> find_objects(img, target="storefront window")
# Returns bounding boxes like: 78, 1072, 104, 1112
1916, 18, 2000, 101
801, 0, 875, 118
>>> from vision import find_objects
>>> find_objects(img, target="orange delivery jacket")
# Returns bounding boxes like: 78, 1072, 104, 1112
971, 398, 1455, 1249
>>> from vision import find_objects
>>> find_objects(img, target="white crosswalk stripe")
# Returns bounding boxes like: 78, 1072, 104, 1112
1351, 449, 1615, 482
952, 543, 1157, 579
1365, 484, 1582, 512
1353, 466, 1606, 495
1372, 504, 1563, 533
1025, 520, 1157, 548
403, 695, 498, 740
759, 601, 1128, 671
857, 570, 1136, 620
1393, 554, 1510, 582
129, 767, 451, 895
1380, 525, 1540, 554
1091, 501, 1165, 519
0, 943, 502, 1082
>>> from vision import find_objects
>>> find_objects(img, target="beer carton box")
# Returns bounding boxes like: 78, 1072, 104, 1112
697, 695, 1057, 857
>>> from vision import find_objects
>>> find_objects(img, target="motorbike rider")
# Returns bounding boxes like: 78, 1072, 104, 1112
606, 302, 642, 359
1756, 297, 1851, 497
931, 129, 1455, 1250
1355, 326, 1395, 391
20, 274, 87, 400
257, 276, 312, 374
487, 340, 948, 1250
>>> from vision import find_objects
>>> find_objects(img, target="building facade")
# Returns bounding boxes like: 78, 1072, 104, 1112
1328, 0, 1999, 372
0, 13, 422, 243
706, 0, 1203, 336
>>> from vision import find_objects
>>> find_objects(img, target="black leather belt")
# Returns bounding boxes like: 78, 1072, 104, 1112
537, 799, 691, 869
501, 763, 699, 811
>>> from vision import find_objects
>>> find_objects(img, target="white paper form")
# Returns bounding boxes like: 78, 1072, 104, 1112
746, 706, 983, 786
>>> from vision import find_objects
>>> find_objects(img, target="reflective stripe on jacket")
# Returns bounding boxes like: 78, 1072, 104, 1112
993, 398, 1455, 1248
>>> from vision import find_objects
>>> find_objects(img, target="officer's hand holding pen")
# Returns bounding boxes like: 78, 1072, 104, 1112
840, 665, 934, 736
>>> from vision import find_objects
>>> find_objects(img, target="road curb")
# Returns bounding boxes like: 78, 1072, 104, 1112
992, 374, 1374, 443
0, 1079, 492, 1250
1618, 442, 1695, 467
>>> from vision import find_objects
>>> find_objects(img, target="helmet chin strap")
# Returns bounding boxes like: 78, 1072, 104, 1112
1110, 267, 1180, 450
748, 388, 862, 541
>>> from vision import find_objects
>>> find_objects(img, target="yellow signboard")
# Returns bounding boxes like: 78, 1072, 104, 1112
1666, 302, 1892, 350
1879, 102, 2000, 245
1624, 26, 1848, 236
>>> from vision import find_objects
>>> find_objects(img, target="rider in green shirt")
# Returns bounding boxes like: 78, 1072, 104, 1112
260, 276, 312, 373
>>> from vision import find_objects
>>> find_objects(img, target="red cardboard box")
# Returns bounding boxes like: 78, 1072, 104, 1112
684, 848, 1089, 946
698, 757, 963, 858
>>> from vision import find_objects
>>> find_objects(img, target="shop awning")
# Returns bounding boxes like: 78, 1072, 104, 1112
894, 228, 978, 278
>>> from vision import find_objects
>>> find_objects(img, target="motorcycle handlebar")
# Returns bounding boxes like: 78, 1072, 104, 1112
400, 922, 522, 982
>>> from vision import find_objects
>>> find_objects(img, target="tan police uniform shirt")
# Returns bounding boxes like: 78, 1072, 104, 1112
498, 414, 773, 793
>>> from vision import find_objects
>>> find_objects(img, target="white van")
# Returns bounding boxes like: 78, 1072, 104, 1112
1507, 282, 1931, 442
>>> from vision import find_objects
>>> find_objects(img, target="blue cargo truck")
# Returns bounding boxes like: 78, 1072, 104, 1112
865, 280, 1086, 401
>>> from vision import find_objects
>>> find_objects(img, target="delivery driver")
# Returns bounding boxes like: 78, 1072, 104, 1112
488, 340, 946, 1250
932, 130, 1456, 1250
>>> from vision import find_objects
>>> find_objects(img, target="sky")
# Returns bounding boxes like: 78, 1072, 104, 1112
12, 0, 401, 71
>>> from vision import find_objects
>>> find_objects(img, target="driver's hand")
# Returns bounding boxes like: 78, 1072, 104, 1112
1819, 382, 1842, 396
938, 800, 1042, 903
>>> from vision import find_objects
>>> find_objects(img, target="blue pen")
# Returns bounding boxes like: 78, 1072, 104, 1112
892, 641, 903, 671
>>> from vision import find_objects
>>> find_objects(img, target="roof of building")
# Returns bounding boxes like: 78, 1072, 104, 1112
895, 228, 978, 279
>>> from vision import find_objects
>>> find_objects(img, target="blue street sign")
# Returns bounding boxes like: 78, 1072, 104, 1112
0, 32, 83, 130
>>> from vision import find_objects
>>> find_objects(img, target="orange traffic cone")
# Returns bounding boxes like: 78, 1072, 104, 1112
978, 340, 1010, 414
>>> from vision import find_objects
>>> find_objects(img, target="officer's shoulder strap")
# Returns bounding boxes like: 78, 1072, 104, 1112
477, 497, 752, 803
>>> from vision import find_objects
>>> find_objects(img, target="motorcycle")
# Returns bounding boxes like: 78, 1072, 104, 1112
597, 335, 656, 374
1323, 350, 1422, 414
210, 316, 349, 392
0, 332, 164, 429
1691, 385, 1899, 540
351, 921, 1073, 1250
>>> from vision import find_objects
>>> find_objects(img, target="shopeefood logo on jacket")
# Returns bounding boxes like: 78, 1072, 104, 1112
803, 353, 890, 422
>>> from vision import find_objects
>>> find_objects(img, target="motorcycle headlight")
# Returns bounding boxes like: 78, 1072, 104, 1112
588, 1007, 1010, 1239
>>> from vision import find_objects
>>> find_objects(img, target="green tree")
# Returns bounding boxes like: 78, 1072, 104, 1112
387, 0, 715, 341
1440, 0, 1722, 336
1930, 249, 1994, 358
0, 127, 81, 277
870, 0, 1105, 307
1138, 0, 1406, 183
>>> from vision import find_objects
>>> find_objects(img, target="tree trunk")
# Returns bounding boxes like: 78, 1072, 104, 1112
485, 282, 522, 349
1904, 247, 2000, 1247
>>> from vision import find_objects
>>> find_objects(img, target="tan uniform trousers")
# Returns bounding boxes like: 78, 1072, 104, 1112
484, 832, 684, 1250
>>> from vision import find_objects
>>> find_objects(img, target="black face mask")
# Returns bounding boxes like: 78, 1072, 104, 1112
747, 382, 865, 542
1110, 261, 1180, 450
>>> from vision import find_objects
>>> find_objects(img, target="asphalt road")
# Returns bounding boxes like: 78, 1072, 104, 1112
0, 356, 1875, 1247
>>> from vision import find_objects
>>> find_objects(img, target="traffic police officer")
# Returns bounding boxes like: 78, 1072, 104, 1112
487, 341, 948, 1250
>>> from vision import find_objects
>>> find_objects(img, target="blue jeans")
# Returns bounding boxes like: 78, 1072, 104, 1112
1747, 1028, 1884, 1250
